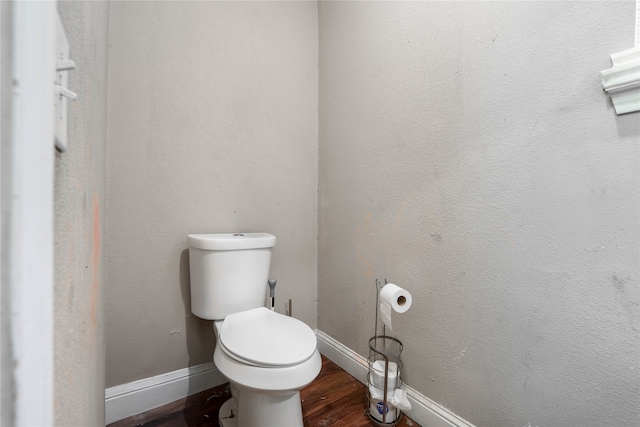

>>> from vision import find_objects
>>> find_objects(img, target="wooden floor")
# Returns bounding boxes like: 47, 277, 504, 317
108, 356, 420, 427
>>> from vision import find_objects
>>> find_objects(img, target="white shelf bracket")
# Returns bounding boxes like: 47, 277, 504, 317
54, 11, 77, 152
600, 1, 640, 115
601, 47, 640, 115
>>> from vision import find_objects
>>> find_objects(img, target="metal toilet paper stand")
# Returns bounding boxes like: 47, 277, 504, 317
366, 279, 404, 426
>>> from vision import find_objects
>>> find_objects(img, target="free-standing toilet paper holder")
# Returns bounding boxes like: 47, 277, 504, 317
366, 279, 404, 426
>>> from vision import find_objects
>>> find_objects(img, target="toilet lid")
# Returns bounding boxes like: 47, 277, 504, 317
219, 307, 317, 367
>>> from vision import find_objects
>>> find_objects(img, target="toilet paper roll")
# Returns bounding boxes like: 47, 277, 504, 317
371, 360, 398, 390
379, 283, 412, 330
369, 398, 399, 423
368, 383, 395, 402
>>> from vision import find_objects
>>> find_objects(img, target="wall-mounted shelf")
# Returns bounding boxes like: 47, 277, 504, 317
601, 0, 640, 115
54, 12, 77, 152
601, 46, 640, 115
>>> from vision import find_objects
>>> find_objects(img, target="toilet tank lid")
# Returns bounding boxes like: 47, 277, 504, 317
187, 233, 276, 250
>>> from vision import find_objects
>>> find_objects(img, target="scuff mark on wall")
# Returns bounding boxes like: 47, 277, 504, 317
611, 275, 628, 293
454, 340, 471, 362
610, 275, 639, 332
430, 232, 443, 243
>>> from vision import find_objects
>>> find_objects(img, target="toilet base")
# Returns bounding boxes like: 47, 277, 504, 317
218, 399, 237, 427
218, 388, 304, 427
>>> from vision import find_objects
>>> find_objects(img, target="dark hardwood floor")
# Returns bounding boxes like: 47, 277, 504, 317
108, 356, 420, 427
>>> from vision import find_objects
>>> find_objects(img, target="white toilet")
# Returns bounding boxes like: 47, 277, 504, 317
187, 232, 321, 427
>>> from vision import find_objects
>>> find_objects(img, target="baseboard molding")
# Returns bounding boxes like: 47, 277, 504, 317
105, 362, 226, 424
106, 332, 474, 427
316, 330, 476, 427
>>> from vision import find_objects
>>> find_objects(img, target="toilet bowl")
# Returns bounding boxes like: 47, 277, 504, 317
213, 307, 322, 427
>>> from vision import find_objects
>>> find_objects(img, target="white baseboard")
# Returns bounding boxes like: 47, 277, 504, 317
106, 332, 474, 427
105, 362, 226, 424
316, 330, 476, 427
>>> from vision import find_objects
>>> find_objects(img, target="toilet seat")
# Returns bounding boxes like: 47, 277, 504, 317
218, 307, 317, 367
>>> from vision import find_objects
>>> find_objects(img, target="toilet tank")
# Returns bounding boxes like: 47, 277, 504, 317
187, 233, 276, 320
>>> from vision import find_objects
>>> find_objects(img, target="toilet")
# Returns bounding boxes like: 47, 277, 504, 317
187, 232, 321, 427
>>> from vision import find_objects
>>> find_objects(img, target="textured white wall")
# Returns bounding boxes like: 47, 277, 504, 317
318, 1, 639, 426
106, 1, 318, 388
55, 1, 109, 425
